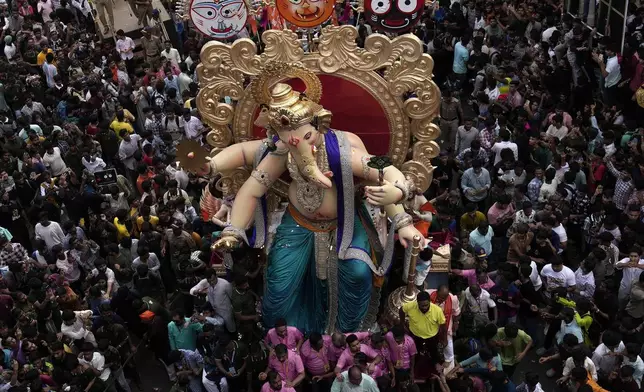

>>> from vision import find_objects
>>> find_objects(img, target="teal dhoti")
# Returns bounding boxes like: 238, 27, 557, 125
262, 207, 373, 333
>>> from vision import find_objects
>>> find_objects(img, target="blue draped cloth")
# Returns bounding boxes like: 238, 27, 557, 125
261, 130, 374, 333
262, 210, 373, 333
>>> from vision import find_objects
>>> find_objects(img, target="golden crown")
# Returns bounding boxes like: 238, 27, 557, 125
249, 62, 332, 133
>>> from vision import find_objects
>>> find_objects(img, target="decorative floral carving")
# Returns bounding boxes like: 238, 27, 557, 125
401, 160, 432, 193
411, 119, 441, 141
412, 141, 440, 161
261, 29, 305, 63
216, 168, 251, 196
206, 125, 234, 148
317, 26, 425, 74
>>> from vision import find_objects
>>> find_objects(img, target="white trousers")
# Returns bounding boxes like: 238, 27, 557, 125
443, 335, 454, 363
202, 370, 229, 392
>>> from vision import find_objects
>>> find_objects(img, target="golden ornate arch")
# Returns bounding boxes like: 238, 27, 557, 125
196, 25, 442, 194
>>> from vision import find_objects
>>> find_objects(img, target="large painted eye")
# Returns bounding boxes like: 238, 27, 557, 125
370, 0, 390, 14
192, 5, 219, 19
397, 0, 417, 13
289, 0, 303, 5
220, 1, 242, 18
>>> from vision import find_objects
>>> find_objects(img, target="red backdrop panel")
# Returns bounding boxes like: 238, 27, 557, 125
251, 75, 390, 156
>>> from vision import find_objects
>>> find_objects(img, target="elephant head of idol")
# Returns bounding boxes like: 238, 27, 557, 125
252, 63, 333, 189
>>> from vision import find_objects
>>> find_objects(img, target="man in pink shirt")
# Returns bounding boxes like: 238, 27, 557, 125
300, 332, 335, 390
265, 344, 305, 388
328, 331, 370, 362
334, 334, 383, 375
261, 371, 296, 392
264, 318, 304, 352
487, 194, 515, 232
385, 325, 418, 384
367, 333, 390, 379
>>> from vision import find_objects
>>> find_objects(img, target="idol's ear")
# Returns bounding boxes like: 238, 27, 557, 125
314, 110, 333, 133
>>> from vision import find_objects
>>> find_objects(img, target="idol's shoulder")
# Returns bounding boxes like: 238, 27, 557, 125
336, 130, 368, 153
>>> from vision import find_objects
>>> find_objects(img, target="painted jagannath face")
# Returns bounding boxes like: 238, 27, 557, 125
190, 0, 248, 39
365, 0, 423, 33
276, 0, 334, 28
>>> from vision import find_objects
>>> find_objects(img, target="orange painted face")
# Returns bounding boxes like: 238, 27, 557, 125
276, 0, 334, 28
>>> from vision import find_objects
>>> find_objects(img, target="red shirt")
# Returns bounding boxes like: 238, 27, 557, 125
86, 124, 99, 136
630, 60, 644, 93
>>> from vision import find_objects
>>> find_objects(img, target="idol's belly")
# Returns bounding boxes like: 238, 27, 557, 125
288, 181, 338, 220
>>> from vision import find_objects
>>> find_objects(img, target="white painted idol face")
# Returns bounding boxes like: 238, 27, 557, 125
190, 0, 248, 39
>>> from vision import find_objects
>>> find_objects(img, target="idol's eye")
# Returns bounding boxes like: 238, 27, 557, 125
220, 2, 242, 17
397, 0, 417, 13
289, 0, 303, 5
371, 0, 390, 14
193, 5, 218, 19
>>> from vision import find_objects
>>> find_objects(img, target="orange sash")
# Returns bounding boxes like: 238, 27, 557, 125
430, 291, 452, 331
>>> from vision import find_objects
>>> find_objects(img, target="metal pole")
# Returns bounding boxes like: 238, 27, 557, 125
621, 0, 629, 53
404, 235, 422, 300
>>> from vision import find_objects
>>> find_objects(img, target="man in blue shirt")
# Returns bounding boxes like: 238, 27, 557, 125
452, 35, 471, 88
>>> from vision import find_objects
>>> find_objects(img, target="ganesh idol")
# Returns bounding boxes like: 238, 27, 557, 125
208, 62, 426, 333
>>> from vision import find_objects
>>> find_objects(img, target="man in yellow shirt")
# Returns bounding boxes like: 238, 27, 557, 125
37, 46, 54, 66
399, 291, 446, 368
110, 110, 134, 140
460, 204, 487, 234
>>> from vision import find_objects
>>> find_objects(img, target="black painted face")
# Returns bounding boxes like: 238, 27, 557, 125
365, 0, 423, 33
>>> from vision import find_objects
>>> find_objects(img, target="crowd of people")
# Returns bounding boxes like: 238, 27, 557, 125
0, 0, 643, 391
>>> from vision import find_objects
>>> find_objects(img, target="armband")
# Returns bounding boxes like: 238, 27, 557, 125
394, 212, 414, 231
251, 169, 274, 188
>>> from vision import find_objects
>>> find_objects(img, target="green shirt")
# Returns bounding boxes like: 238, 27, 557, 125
492, 327, 532, 365
168, 318, 203, 351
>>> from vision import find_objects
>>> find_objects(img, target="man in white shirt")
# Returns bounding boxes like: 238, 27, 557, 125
71, 0, 92, 18
161, 41, 181, 68
519, 255, 542, 290
42, 143, 68, 177
115, 29, 135, 63
616, 250, 644, 304
37, 0, 54, 23
182, 110, 204, 142
592, 330, 625, 378
464, 284, 497, 326
78, 343, 110, 381
593, 43, 621, 106
61, 310, 97, 346
3, 36, 16, 61
178, 63, 193, 95
546, 114, 569, 141
81, 153, 107, 173
35, 212, 65, 250
541, 21, 557, 42
540, 258, 576, 297
490, 129, 518, 164
330, 366, 379, 392
118, 131, 142, 181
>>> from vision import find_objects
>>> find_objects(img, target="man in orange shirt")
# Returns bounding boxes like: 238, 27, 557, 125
570, 367, 609, 392
136, 163, 156, 195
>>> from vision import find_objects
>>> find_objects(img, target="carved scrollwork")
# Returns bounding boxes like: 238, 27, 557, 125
412, 141, 440, 161
216, 168, 251, 196
206, 125, 234, 148
385, 54, 440, 120
411, 119, 441, 141
260, 29, 305, 64
317, 26, 426, 74
401, 160, 433, 193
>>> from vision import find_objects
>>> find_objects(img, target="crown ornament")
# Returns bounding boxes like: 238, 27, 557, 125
249, 62, 332, 133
